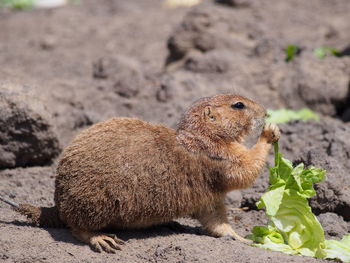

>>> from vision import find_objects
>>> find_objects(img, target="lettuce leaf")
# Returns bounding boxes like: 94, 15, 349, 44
314, 46, 340, 59
248, 142, 349, 262
325, 234, 350, 262
0, 0, 34, 9
266, 108, 319, 124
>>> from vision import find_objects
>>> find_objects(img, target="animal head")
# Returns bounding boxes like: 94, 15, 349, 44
177, 94, 266, 143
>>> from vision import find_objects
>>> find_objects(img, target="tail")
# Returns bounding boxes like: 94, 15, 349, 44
0, 196, 66, 228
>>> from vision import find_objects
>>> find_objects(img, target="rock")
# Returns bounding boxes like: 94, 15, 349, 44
318, 213, 348, 239
276, 53, 350, 118
92, 55, 145, 98
0, 83, 60, 169
68, 101, 93, 129
40, 35, 56, 50
184, 50, 230, 73
166, 3, 256, 65
156, 76, 174, 103
92, 58, 109, 79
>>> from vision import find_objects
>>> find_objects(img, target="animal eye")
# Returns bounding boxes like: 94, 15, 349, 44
231, 102, 245, 109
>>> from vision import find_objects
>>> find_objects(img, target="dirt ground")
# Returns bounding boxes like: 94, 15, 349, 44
0, 0, 349, 262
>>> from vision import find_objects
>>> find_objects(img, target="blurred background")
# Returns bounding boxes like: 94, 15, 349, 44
0, 1, 349, 262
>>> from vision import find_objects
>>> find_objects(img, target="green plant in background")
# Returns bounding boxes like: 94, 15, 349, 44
314, 46, 340, 59
0, 0, 34, 9
284, 45, 300, 62
0, 0, 79, 9
248, 142, 350, 262
266, 108, 319, 124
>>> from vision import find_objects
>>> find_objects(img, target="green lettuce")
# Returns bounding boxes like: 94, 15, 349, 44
266, 108, 319, 124
248, 143, 350, 262
314, 46, 340, 59
325, 235, 350, 262
0, 0, 34, 9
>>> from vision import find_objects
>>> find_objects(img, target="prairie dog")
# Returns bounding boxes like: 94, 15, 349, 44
11, 94, 280, 253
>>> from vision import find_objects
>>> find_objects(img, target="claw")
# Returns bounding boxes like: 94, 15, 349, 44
106, 233, 125, 245
261, 123, 280, 143
72, 229, 125, 253
96, 239, 117, 253
90, 241, 103, 253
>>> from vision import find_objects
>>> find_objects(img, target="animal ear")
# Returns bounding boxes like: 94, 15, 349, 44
204, 106, 216, 121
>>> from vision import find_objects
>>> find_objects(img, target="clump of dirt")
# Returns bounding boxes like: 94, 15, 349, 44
274, 54, 350, 119
318, 212, 349, 240
0, 83, 60, 169
0, 0, 349, 262
92, 55, 145, 98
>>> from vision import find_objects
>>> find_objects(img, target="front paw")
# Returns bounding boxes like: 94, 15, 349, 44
260, 123, 280, 144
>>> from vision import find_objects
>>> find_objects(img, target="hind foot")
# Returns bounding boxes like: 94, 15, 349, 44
72, 229, 125, 253
197, 201, 252, 244
208, 222, 252, 244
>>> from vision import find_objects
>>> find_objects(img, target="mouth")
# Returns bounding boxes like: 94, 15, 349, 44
238, 117, 265, 143
252, 117, 266, 130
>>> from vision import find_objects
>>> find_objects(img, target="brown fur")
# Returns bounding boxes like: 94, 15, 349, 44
16, 94, 280, 253
15, 204, 65, 228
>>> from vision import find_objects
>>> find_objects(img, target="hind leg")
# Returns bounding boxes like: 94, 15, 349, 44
72, 229, 125, 253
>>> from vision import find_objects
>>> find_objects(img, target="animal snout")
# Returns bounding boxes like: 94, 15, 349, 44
254, 117, 266, 130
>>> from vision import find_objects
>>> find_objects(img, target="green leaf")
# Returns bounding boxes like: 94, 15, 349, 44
277, 157, 293, 181
259, 185, 285, 216
314, 47, 327, 59
248, 225, 285, 244
0, 0, 33, 9
269, 190, 326, 257
285, 45, 300, 62
254, 242, 298, 255
296, 167, 326, 198
314, 46, 340, 59
249, 143, 349, 261
325, 234, 350, 262
266, 108, 319, 124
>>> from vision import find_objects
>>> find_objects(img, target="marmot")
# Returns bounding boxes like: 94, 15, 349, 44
5, 94, 280, 253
